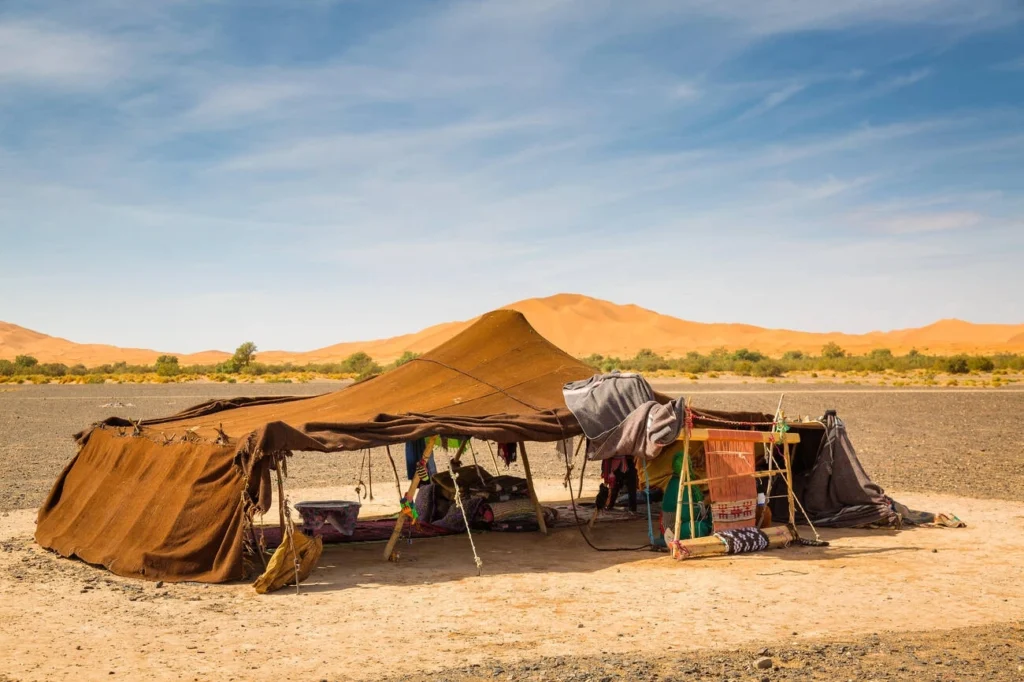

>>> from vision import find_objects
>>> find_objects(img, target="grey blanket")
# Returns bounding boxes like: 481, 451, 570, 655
562, 372, 655, 439
589, 397, 685, 461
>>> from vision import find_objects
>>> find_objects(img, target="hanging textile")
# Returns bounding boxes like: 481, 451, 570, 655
497, 442, 517, 466
404, 438, 437, 481
704, 430, 760, 531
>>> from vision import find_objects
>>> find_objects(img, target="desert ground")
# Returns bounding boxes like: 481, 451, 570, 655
1, 380, 1023, 681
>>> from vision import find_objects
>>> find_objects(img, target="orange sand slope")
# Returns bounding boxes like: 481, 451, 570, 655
3, 293, 1023, 366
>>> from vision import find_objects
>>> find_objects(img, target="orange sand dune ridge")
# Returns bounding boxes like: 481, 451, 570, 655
3, 293, 1023, 366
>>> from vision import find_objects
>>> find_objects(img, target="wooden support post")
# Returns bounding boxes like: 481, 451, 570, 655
383, 436, 436, 561
782, 436, 797, 535
518, 441, 547, 535
684, 449, 696, 542
484, 441, 502, 472
673, 397, 692, 544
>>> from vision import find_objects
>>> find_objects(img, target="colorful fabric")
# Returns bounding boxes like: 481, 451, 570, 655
497, 442, 517, 466
715, 527, 770, 554
711, 499, 756, 527
405, 438, 437, 481
432, 496, 488, 532
252, 530, 323, 594
704, 430, 759, 531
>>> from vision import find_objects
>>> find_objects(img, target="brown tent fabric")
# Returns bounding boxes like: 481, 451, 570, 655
36, 310, 596, 582
35, 428, 250, 582
136, 310, 594, 446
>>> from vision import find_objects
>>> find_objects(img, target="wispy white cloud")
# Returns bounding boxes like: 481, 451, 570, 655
0, 21, 121, 87
867, 210, 985, 234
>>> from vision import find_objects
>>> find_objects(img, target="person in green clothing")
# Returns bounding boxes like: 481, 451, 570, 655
658, 449, 712, 546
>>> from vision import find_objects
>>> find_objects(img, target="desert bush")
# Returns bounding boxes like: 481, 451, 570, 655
14, 355, 39, 369
155, 355, 180, 377
391, 351, 420, 369
751, 359, 784, 377
0, 359, 14, 376
943, 355, 970, 374
967, 356, 995, 372
733, 360, 754, 376
821, 342, 846, 359
732, 348, 765, 363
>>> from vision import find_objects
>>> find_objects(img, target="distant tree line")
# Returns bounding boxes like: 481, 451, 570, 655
2, 340, 1021, 383
581, 344, 1023, 377
0, 343, 423, 381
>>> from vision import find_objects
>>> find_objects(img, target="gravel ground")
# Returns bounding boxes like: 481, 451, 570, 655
1, 381, 1022, 511
385, 621, 1024, 682
2, 381, 1023, 681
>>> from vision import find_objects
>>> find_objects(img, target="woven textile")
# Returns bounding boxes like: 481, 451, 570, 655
705, 429, 760, 531
715, 527, 769, 554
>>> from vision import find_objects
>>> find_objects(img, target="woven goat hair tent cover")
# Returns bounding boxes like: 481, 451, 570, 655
35, 311, 597, 583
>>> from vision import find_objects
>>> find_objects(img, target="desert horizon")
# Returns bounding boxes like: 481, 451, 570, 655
4, 293, 1024, 367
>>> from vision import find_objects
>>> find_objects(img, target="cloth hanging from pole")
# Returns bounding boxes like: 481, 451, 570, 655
497, 442, 517, 466
405, 438, 437, 481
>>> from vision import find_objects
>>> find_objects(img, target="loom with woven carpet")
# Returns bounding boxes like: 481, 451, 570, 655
670, 427, 801, 560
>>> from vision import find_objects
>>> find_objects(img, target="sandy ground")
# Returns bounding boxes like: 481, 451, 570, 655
0, 486, 1022, 681
2, 381, 1024, 680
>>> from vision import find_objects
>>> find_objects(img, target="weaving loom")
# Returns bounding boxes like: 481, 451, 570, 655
670, 421, 802, 561
704, 430, 762, 531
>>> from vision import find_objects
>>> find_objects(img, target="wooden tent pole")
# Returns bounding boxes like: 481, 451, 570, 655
783, 435, 797, 535
383, 436, 436, 561
673, 397, 693, 545
518, 442, 548, 535
684, 449, 696, 542
484, 440, 502, 472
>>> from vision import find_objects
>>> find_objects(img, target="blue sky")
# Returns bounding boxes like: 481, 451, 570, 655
1, 1, 1022, 353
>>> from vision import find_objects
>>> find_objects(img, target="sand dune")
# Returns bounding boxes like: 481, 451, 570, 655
3, 293, 1024, 366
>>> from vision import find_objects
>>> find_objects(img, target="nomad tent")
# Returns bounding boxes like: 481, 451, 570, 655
35, 311, 596, 582
35, 310, 923, 586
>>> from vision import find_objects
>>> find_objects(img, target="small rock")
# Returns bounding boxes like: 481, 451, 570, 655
758, 648, 771, 656
754, 657, 773, 670
156, 581, 164, 588
761, 677, 770, 682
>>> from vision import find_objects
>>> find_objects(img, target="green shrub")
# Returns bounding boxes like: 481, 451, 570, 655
751, 360, 784, 377
967, 356, 994, 372
821, 342, 846, 359
14, 355, 39, 369
943, 355, 970, 374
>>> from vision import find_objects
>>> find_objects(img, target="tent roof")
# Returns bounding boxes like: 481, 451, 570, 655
135, 310, 596, 450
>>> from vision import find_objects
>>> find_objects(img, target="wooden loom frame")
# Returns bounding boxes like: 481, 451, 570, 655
671, 428, 801, 548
